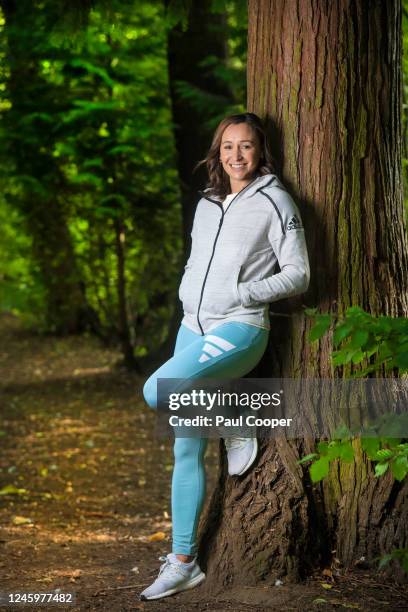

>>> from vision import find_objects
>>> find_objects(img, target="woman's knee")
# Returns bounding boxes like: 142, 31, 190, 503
143, 376, 157, 409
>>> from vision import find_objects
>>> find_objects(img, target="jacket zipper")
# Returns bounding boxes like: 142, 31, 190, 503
195, 204, 223, 334
195, 176, 260, 335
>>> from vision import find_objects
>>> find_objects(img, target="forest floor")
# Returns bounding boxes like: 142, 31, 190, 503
0, 311, 407, 612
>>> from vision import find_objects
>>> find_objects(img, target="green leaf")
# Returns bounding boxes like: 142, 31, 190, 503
351, 349, 366, 364
83, 158, 103, 169
349, 329, 369, 350
317, 441, 329, 455
345, 306, 367, 317
375, 449, 394, 460
331, 350, 347, 366
70, 173, 103, 187
395, 351, 408, 369
374, 462, 389, 477
297, 453, 318, 465
69, 59, 116, 87
19, 112, 54, 126
361, 437, 380, 459
309, 316, 332, 342
310, 457, 330, 482
72, 100, 120, 112
333, 323, 353, 346
108, 145, 138, 156
337, 442, 354, 462
391, 456, 408, 481
327, 441, 342, 460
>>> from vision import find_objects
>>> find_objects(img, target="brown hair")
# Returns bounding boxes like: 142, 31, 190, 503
194, 112, 275, 199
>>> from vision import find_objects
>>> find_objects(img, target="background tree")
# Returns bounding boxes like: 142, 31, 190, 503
0, 1, 182, 351
0, 0, 91, 333
149, 0, 248, 362
200, 0, 408, 588
0, 0, 248, 364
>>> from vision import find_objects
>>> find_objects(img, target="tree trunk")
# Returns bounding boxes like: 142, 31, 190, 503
27, 200, 92, 334
113, 218, 136, 367
167, 0, 231, 247
200, 0, 408, 588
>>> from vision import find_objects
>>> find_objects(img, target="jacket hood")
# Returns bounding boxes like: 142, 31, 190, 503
199, 173, 278, 202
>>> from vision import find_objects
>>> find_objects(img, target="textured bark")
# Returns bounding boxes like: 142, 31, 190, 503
200, 0, 408, 589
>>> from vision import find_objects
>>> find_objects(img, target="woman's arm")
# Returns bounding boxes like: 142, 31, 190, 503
237, 190, 310, 306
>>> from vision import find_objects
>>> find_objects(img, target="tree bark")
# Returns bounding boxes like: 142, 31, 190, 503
200, 0, 408, 588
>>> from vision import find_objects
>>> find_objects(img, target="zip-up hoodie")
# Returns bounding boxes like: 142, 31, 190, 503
179, 173, 310, 335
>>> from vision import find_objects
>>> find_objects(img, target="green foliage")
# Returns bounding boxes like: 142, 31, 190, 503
303, 306, 408, 571
169, 1, 248, 129
0, 198, 47, 326
299, 432, 408, 484
304, 307, 408, 485
298, 430, 354, 484
378, 548, 408, 573
305, 306, 408, 376
0, 0, 182, 348
0, 0, 248, 352
365, 439, 408, 481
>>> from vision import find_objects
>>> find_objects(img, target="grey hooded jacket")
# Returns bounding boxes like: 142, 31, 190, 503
179, 173, 310, 335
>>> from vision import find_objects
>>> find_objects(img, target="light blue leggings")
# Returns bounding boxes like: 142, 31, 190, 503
143, 322, 269, 555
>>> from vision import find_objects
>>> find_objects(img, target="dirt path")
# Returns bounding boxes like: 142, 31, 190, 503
0, 312, 407, 611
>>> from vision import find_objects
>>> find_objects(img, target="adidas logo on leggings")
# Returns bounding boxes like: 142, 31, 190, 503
198, 335, 236, 363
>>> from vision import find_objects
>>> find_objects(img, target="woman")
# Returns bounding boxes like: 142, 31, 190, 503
140, 112, 310, 601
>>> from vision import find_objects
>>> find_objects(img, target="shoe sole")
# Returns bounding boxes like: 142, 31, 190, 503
231, 438, 258, 476
140, 571, 206, 601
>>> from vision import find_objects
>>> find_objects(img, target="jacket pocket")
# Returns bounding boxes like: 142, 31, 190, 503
202, 264, 242, 316
178, 269, 188, 303
178, 262, 196, 314
233, 265, 242, 306
235, 246, 274, 308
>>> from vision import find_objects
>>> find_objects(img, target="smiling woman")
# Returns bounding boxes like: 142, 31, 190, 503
140, 112, 310, 601
219, 122, 262, 193
197, 112, 276, 200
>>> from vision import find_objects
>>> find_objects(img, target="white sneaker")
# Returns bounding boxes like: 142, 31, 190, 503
140, 553, 205, 601
224, 436, 258, 476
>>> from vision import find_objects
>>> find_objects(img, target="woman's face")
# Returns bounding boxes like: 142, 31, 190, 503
219, 122, 262, 192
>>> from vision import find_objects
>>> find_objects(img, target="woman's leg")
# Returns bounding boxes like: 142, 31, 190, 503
172, 436, 207, 556
143, 322, 269, 410
142, 322, 269, 556
140, 322, 269, 600
170, 325, 209, 558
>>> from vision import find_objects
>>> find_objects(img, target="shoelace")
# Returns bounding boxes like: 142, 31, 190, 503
157, 555, 187, 580
224, 437, 249, 451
